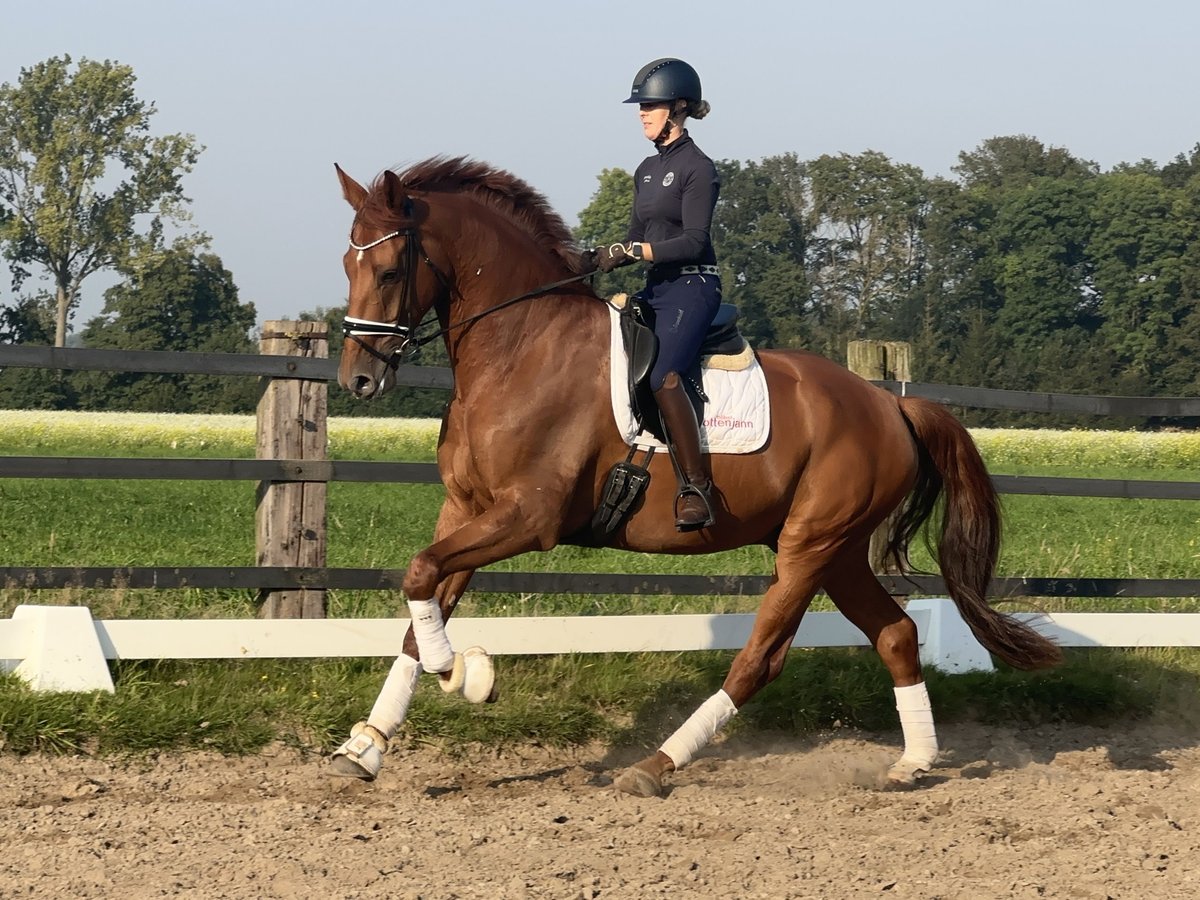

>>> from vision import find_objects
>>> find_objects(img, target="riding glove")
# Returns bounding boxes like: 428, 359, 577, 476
592, 242, 638, 273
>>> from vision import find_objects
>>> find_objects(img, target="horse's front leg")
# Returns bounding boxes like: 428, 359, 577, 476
329, 493, 558, 779
329, 497, 508, 780
328, 568, 482, 781
404, 493, 552, 599
400, 560, 496, 706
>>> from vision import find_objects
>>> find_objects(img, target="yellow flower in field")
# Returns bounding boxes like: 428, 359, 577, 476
5, 410, 1195, 470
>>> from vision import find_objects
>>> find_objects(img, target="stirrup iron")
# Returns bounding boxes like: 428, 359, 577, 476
674, 482, 716, 531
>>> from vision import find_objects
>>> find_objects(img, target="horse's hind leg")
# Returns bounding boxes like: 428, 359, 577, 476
614, 538, 830, 798
821, 550, 938, 784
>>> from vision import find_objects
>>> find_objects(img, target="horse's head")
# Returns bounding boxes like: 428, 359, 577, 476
335, 164, 449, 400
335, 157, 597, 400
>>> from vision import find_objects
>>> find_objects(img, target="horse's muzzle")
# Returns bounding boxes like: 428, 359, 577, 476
339, 357, 396, 400
345, 373, 381, 399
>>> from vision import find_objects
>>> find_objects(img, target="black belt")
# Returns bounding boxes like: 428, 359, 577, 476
652, 263, 720, 279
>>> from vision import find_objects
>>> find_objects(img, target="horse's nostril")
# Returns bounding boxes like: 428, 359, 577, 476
350, 375, 375, 398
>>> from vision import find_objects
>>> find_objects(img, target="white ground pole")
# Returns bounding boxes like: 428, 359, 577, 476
6, 601, 1199, 695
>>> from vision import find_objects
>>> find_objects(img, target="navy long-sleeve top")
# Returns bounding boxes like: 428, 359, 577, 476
627, 132, 720, 268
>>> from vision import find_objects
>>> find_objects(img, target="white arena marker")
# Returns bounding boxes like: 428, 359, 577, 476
907, 598, 995, 674
9, 605, 114, 693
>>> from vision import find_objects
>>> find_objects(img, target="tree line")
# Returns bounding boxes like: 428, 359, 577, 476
2, 57, 1198, 424
578, 140, 1200, 409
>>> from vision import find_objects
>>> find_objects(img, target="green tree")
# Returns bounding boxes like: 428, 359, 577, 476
0, 289, 73, 408
939, 136, 1105, 405
953, 135, 1097, 190
906, 178, 999, 384
75, 249, 258, 412
1089, 172, 1187, 386
0, 290, 52, 343
1160, 173, 1200, 396
806, 151, 930, 358
1159, 144, 1200, 190
711, 155, 812, 349
0, 55, 204, 347
990, 177, 1098, 364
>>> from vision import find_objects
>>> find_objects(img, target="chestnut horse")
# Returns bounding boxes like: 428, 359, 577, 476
327, 157, 1060, 796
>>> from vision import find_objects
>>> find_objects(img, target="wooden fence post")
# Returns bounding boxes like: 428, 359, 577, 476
846, 340, 912, 383
847, 340, 913, 578
256, 321, 329, 618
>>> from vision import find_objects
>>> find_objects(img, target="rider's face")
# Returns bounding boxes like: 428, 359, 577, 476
638, 102, 673, 142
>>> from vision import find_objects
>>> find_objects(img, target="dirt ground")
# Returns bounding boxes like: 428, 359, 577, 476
1, 723, 1198, 899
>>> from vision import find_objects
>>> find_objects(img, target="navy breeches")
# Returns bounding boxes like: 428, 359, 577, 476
642, 272, 722, 391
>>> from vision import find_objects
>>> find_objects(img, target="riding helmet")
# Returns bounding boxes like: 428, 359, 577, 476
623, 58, 702, 104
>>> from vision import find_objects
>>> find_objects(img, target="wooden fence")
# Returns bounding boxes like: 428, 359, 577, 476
2, 330, 1199, 616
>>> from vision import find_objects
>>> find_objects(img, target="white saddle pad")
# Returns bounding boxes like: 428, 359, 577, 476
608, 304, 770, 454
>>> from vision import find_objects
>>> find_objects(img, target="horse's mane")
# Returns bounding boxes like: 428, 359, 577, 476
360, 156, 593, 277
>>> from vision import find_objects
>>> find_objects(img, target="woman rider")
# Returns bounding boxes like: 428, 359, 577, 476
590, 57, 721, 531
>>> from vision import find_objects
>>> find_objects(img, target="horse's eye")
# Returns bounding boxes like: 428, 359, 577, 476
379, 269, 400, 286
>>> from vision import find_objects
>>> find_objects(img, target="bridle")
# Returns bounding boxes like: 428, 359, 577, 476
343, 223, 594, 369
343, 221, 446, 367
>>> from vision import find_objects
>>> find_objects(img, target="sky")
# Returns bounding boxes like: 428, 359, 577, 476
2, 0, 1198, 329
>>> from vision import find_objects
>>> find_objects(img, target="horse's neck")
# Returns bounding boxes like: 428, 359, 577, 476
445, 286, 607, 396
435, 209, 606, 392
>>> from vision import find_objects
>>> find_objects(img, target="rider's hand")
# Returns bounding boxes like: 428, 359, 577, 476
592, 242, 638, 273
577, 248, 601, 274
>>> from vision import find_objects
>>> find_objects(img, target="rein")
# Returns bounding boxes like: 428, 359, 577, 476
343, 228, 594, 368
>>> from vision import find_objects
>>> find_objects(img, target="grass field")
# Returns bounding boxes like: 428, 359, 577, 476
1, 412, 1198, 756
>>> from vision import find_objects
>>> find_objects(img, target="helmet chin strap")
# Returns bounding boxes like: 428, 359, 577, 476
653, 102, 686, 145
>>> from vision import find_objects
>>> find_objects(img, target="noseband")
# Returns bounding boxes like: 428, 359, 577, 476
343, 224, 596, 370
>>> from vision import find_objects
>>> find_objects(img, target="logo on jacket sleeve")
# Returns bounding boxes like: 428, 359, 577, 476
662, 172, 675, 187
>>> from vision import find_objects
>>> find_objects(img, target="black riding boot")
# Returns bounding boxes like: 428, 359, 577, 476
654, 372, 715, 531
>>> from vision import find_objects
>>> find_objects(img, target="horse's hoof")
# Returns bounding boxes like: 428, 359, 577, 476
328, 753, 378, 780
439, 646, 496, 704
327, 726, 384, 780
886, 758, 931, 787
613, 766, 663, 798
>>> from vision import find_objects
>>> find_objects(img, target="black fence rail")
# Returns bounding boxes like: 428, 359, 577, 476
4, 344, 1198, 415
3, 567, 1199, 600
1, 342, 1196, 604
0, 456, 1196, 500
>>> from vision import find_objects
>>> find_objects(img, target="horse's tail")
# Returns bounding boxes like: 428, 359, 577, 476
889, 397, 1062, 670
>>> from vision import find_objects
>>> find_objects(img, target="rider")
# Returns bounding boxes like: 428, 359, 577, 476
591, 57, 721, 532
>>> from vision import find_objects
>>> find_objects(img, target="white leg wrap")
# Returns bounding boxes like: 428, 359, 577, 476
367, 654, 423, 739
893, 682, 939, 772
659, 690, 738, 770
407, 598, 455, 674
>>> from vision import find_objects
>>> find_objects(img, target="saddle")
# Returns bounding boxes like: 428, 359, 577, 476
621, 297, 746, 443
590, 297, 748, 541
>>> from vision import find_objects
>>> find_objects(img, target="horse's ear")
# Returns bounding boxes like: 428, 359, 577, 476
335, 163, 368, 211
380, 170, 409, 214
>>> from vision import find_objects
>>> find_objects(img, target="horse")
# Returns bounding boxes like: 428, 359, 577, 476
326, 156, 1061, 797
